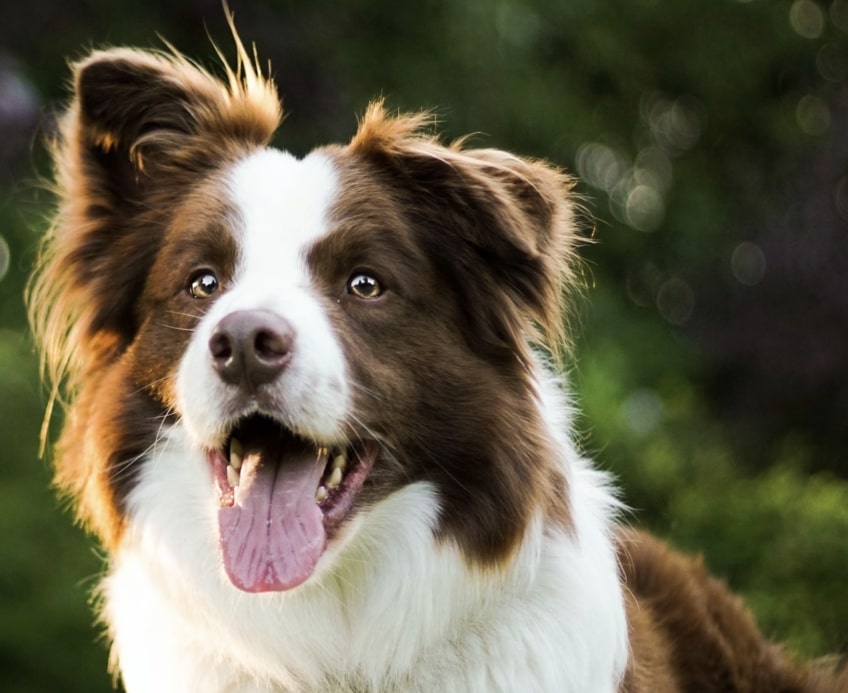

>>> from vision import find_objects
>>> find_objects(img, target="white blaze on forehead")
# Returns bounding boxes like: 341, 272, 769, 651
173, 146, 348, 446
227, 148, 338, 285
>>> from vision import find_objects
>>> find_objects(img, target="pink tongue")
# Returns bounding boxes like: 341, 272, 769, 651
218, 442, 326, 593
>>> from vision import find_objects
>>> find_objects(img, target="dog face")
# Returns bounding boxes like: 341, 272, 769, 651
31, 45, 579, 593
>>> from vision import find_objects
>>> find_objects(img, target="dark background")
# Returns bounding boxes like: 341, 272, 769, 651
1, 1, 846, 690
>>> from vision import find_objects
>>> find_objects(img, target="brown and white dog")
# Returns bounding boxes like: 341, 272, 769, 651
29, 32, 844, 693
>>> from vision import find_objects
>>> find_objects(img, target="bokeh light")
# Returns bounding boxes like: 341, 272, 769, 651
731, 241, 767, 286
816, 42, 848, 82
796, 93, 831, 135
790, 0, 825, 39
621, 388, 664, 435
830, 0, 848, 33
0, 235, 9, 282
656, 277, 695, 325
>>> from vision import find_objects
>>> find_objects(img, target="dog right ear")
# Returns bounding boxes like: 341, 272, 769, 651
69, 48, 281, 201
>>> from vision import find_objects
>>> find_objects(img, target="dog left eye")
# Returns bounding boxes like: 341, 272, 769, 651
347, 273, 382, 300
188, 270, 219, 299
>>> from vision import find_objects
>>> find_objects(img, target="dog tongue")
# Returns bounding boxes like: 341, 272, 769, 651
218, 436, 326, 592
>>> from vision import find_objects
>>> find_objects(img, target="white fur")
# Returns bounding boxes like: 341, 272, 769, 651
106, 147, 630, 692
175, 148, 348, 448
107, 427, 628, 691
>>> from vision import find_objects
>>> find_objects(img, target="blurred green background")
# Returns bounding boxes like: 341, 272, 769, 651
1, 0, 847, 690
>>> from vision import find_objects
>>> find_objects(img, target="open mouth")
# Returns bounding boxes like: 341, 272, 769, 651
207, 414, 377, 593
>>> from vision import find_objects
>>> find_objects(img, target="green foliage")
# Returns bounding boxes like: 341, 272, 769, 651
577, 310, 848, 656
1, 0, 846, 690
0, 333, 111, 692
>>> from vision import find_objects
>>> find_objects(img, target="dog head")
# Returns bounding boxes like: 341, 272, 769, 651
30, 39, 580, 592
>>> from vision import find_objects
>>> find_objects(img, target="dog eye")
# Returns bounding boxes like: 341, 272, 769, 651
347, 273, 382, 300
188, 270, 219, 299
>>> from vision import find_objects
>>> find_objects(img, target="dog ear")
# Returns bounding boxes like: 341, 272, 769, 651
71, 47, 281, 200
450, 147, 579, 351
29, 46, 281, 391
350, 102, 580, 360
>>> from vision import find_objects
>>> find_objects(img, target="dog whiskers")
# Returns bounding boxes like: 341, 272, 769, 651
107, 409, 175, 485
156, 322, 196, 332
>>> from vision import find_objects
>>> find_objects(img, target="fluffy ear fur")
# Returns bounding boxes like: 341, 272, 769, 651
29, 42, 281, 395
349, 101, 580, 361
74, 47, 280, 188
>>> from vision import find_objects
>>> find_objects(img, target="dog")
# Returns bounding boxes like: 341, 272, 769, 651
28, 30, 845, 693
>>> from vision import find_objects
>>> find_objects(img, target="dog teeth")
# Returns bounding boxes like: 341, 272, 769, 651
226, 438, 243, 487
332, 452, 347, 471
314, 449, 347, 500
229, 438, 244, 471
327, 465, 343, 489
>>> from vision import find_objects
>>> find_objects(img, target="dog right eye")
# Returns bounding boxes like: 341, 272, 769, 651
188, 270, 219, 299
347, 272, 383, 300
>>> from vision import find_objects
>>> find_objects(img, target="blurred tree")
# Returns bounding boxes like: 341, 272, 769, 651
0, 1, 845, 690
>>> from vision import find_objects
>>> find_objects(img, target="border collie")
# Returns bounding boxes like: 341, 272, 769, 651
28, 30, 844, 693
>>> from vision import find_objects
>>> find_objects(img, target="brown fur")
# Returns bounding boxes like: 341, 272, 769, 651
27, 37, 278, 547
618, 530, 841, 692
325, 111, 580, 564
349, 100, 579, 358
27, 31, 844, 692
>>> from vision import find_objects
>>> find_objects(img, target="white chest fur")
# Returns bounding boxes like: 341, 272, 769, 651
103, 420, 628, 692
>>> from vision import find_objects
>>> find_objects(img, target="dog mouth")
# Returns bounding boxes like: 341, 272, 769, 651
207, 414, 377, 593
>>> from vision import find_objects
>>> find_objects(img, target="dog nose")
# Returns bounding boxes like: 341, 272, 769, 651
209, 310, 294, 390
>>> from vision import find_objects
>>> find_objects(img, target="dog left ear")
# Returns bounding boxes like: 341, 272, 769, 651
456, 147, 579, 348
350, 102, 580, 358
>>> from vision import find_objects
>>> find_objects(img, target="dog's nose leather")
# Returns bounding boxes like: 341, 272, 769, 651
209, 310, 294, 391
